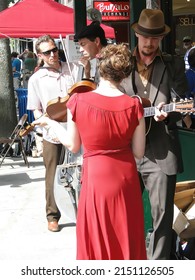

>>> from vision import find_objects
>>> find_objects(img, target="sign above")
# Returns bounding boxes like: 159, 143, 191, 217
64, 35, 81, 62
94, 1, 130, 21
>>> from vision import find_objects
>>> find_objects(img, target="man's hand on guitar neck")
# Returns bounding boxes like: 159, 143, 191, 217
154, 102, 168, 122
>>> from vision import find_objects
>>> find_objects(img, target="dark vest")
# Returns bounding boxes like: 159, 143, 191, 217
133, 69, 151, 100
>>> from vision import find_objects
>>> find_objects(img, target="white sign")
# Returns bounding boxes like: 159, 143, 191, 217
64, 34, 81, 62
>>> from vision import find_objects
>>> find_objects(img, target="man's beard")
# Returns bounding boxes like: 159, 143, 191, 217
141, 47, 155, 57
141, 50, 154, 57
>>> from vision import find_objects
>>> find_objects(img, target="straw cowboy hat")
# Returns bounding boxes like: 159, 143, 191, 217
131, 9, 170, 37
183, 36, 192, 42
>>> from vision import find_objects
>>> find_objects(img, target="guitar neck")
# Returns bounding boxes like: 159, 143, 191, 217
144, 103, 175, 117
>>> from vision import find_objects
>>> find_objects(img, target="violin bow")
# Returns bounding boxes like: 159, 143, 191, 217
59, 34, 75, 85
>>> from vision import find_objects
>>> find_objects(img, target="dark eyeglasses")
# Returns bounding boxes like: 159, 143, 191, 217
41, 47, 58, 56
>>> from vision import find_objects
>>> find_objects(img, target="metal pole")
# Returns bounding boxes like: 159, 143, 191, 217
160, 0, 174, 54
146, 1, 174, 54
146, 0, 160, 9
129, 0, 146, 50
73, 0, 87, 35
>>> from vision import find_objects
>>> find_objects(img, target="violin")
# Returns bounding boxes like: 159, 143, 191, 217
19, 80, 97, 137
68, 79, 97, 95
46, 80, 97, 122
19, 122, 36, 137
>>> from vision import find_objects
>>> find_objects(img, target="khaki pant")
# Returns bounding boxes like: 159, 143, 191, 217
43, 140, 65, 222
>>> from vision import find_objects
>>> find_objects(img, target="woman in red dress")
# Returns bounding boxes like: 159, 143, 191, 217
33, 44, 147, 260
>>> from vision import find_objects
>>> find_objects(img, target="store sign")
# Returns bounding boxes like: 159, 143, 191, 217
175, 15, 195, 26
94, 1, 130, 21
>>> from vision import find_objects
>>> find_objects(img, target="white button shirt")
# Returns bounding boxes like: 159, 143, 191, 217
27, 61, 79, 143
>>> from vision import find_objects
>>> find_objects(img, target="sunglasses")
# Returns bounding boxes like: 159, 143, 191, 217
41, 47, 58, 56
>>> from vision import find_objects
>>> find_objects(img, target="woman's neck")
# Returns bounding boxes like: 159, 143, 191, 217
99, 79, 119, 89
94, 79, 123, 96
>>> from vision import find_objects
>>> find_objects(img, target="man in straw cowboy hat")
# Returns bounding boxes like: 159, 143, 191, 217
182, 36, 194, 71
121, 9, 188, 260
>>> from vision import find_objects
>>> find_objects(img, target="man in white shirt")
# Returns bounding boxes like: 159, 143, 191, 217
27, 35, 78, 232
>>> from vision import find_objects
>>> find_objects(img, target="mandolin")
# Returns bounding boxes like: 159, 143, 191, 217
19, 80, 97, 137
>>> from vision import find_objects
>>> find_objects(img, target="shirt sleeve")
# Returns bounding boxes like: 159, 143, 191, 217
137, 98, 144, 120
132, 96, 144, 120
27, 75, 42, 110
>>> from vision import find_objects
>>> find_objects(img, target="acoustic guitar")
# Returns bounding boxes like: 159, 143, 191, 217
141, 98, 194, 117
19, 80, 97, 137
137, 97, 194, 135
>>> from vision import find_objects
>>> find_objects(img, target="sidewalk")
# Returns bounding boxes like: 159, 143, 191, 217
0, 155, 76, 262
0, 156, 192, 280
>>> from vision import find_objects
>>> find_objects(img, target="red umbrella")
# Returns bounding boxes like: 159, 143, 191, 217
0, 0, 115, 39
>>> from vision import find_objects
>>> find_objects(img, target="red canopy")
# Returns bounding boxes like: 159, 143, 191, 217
0, 0, 115, 39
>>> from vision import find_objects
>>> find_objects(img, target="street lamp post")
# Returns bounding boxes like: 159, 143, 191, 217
146, 0, 174, 54
129, 0, 145, 50
73, 0, 87, 35
146, 0, 160, 9
160, 0, 174, 54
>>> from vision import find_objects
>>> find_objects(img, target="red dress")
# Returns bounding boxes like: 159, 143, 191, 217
67, 92, 147, 260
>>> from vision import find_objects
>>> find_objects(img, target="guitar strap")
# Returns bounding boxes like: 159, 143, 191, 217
131, 58, 138, 95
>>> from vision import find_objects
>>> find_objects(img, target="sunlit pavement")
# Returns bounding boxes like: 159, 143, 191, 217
0, 156, 76, 262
